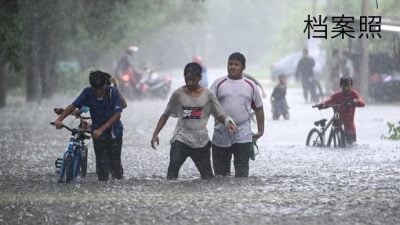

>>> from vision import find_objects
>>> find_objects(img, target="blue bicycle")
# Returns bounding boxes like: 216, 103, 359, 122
51, 109, 91, 183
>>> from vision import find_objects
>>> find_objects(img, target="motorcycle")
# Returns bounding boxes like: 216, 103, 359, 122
117, 67, 146, 100
117, 67, 172, 100
137, 68, 172, 100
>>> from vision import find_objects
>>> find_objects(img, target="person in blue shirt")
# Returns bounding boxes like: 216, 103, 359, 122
54, 70, 124, 181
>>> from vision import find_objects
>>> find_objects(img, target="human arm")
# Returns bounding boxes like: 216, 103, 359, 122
54, 104, 77, 129
151, 90, 180, 149
54, 107, 83, 118
151, 114, 169, 150
253, 106, 265, 141
119, 92, 128, 109
353, 91, 365, 107
92, 112, 121, 139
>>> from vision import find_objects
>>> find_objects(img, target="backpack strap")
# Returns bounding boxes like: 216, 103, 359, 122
106, 86, 113, 107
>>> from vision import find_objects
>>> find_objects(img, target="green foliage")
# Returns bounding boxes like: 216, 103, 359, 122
0, 0, 24, 82
382, 122, 400, 140
0, 0, 207, 98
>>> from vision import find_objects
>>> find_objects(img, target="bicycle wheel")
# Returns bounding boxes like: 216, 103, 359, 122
336, 129, 346, 148
80, 146, 88, 178
306, 128, 323, 147
64, 155, 74, 183
327, 128, 346, 148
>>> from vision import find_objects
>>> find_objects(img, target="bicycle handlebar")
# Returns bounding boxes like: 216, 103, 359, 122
50, 122, 74, 132
50, 122, 91, 135
54, 108, 91, 120
312, 101, 355, 110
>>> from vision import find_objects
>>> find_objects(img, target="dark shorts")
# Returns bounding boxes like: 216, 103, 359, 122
92, 136, 123, 181
212, 142, 252, 177
167, 141, 214, 180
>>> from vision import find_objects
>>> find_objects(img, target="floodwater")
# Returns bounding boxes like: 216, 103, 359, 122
0, 69, 400, 225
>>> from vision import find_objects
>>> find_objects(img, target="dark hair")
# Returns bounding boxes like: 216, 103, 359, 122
89, 70, 108, 88
184, 62, 202, 78
340, 77, 353, 86
103, 72, 112, 85
228, 52, 246, 66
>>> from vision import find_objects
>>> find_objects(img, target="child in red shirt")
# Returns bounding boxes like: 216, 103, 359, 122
317, 78, 365, 143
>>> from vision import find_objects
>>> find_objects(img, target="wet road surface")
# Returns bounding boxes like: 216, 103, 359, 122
1, 73, 400, 224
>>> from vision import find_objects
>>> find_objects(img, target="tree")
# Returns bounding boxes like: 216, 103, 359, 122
0, 0, 206, 105
0, 0, 22, 107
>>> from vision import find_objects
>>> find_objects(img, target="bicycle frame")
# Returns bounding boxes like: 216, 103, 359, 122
52, 110, 91, 183
322, 110, 342, 146
58, 132, 84, 182
306, 104, 346, 148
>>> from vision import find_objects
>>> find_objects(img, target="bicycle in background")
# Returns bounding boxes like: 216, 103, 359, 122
51, 108, 91, 183
306, 103, 346, 148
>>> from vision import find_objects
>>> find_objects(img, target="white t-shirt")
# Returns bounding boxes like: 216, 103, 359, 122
210, 75, 263, 147
163, 86, 225, 148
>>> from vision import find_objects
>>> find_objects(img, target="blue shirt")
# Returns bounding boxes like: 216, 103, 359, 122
72, 86, 123, 139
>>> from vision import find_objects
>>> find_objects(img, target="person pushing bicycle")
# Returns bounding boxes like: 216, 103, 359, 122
54, 70, 125, 181
315, 77, 365, 144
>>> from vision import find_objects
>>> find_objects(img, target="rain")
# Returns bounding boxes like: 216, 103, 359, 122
1, 0, 400, 224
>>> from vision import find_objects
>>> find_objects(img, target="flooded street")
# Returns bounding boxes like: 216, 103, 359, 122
1, 70, 400, 225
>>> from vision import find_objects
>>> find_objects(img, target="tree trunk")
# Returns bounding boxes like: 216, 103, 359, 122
40, 24, 58, 99
40, 39, 52, 99
0, 56, 6, 108
26, 25, 41, 102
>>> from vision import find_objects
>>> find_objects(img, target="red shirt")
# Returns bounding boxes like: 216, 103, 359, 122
324, 90, 365, 134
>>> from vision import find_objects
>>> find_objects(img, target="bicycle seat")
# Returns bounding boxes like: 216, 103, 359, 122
314, 119, 327, 127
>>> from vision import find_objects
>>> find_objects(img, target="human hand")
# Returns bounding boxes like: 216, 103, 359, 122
224, 116, 237, 134
54, 108, 64, 115
312, 103, 325, 109
253, 132, 263, 141
227, 122, 237, 134
151, 136, 159, 150
54, 120, 63, 129
92, 129, 103, 139
82, 121, 91, 131
345, 100, 356, 107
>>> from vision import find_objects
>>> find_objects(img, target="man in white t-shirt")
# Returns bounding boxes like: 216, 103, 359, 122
210, 52, 265, 177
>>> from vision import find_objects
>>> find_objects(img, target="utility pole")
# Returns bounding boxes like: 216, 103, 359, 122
360, 0, 370, 99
